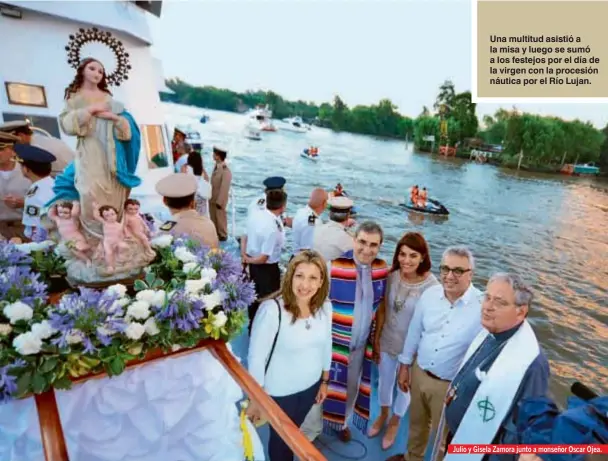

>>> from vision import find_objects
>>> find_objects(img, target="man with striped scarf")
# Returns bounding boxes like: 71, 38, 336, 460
301, 221, 389, 442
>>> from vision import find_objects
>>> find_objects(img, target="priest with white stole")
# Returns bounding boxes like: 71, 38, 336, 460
430, 272, 550, 461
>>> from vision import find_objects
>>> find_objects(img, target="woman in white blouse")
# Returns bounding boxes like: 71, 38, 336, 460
247, 250, 332, 461
180, 151, 211, 218
370, 232, 439, 449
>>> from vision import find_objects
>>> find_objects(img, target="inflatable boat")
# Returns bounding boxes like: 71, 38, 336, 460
400, 198, 449, 215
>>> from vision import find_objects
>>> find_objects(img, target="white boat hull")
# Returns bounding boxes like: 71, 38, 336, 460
282, 125, 308, 133
300, 151, 319, 161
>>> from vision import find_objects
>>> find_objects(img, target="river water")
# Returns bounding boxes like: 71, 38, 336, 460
164, 103, 608, 402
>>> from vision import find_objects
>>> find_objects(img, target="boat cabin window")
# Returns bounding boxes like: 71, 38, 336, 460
2, 112, 60, 138
255, 115, 265, 121
141, 124, 169, 169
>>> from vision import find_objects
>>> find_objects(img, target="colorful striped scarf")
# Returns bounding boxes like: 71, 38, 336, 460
322, 250, 388, 434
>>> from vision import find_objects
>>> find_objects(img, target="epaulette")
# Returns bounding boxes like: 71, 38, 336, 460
160, 220, 177, 231
26, 185, 38, 197
275, 219, 282, 231
26, 205, 39, 217
308, 214, 316, 225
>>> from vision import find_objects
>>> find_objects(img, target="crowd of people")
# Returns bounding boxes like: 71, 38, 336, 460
2, 119, 601, 461
238, 175, 554, 461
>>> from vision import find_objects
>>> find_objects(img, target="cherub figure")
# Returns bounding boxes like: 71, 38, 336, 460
48, 201, 91, 263
123, 198, 154, 257
93, 202, 129, 274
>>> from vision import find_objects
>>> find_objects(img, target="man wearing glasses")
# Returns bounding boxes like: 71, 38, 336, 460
387, 246, 483, 461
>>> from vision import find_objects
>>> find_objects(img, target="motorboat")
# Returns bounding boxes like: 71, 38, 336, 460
281, 116, 309, 133
244, 126, 262, 141
175, 124, 203, 151
400, 198, 449, 215
300, 148, 319, 161
246, 104, 277, 132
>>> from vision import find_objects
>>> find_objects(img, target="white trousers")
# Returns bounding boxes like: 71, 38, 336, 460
378, 351, 411, 417
300, 347, 366, 439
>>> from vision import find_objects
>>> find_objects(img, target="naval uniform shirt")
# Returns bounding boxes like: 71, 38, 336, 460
22, 176, 55, 238
245, 208, 284, 264
291, 205, 322, 252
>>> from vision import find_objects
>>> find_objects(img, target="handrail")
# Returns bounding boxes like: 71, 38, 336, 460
33, 339, 326, 461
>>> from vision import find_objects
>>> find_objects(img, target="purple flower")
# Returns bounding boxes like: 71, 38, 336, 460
205, 249, 242, 283
0, 266, 47, 305
0, 359, 26, 404
217, 273, 256, 312
31, 227, 48, 243
154, 289, 204, 332
48, 288, 127, 352
0, 241, 32, 268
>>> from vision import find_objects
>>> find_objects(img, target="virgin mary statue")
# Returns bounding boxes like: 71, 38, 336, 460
49, 54, 154, 282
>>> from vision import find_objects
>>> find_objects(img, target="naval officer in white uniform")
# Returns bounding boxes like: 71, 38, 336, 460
291, 187, 328, 258
14, 144, 56, 240
312, 196, 355, 262
241, 176, 290, 259
243, 188, 288, 334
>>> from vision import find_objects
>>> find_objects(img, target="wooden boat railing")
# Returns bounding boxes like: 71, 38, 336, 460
34, 338, 327, 461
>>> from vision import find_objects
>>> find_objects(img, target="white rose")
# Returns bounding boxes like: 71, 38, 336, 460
174, 247, 197, 263
30, 321, 57, 340
135, 289, 156, 304
201, 290, 223, 311
151, 290, 167, 308
171, 344, 182, 352
66, 330, 83, 345
15, 242, 34, 254
212, 311, 228, 328
117, 297, 131, 307
126, 301, 151, 320
183, 262, 199, 274
3, 301, 34, 324
97, 326, 116, 337
125, 322, 146, 340
13, 332, 42, 355
185, 279, 206, 294
0, 323, 13, 336
200, 267, 217, 283
143, 317, 160, 336
106, 284, 127, 298
151, 234, 173, 248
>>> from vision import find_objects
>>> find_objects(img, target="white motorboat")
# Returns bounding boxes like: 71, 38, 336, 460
244, 127, 262, 141
246, 104, 277, 132
281, 116, 310, 133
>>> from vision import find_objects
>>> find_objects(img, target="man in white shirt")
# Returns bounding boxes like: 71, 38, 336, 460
240, 176, 290, 260
291, 188, 327, 258
243, 189, 287, 335
312, 196, 355, 262
14, 144, 56, 240
0, 132, 31, 240
386, 246, 483, 461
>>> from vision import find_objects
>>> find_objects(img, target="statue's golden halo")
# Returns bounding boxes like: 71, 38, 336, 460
65, 27, 131, 87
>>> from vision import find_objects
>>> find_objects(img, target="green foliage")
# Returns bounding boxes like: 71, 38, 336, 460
480, 109, 604, 169
164, 79, 414, 140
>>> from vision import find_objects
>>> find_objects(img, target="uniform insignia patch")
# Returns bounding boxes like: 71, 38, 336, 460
26, 205, 39, 217
160, 221, 177, 231
257, 198, 265, 206
275, 219, 282, 231
308, 214, 316, 225
26, 186, 38, 197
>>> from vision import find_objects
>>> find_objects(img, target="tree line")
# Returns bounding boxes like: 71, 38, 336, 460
165, 78, 607, 172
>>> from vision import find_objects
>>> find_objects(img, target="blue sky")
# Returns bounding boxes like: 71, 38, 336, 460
149, 0, 608, 128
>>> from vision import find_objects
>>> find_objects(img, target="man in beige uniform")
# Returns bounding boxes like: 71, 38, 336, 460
312, 196, 355, 262
0, 132, 31, 240
0, 120, 74, 177
210, 145, 232, 242
155, 173, 219, 248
